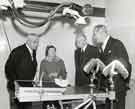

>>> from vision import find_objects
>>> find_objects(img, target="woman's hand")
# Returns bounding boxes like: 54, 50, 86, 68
58, 76, 63, 80
49, 72, 58, 79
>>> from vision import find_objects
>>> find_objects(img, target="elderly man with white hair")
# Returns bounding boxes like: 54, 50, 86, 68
92, 24, 132, 109
5, 33, 39, 109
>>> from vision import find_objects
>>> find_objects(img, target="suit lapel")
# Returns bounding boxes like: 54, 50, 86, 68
83, 44, 89, 55
24, 44, 33, 62
103, 37, 113, 55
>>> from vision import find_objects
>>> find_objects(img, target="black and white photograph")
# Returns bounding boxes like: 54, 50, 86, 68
0, 0, 135, 109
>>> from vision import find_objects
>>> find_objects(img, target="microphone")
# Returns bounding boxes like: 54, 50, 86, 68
83, 58, 102, 74
103, 60, 129, 79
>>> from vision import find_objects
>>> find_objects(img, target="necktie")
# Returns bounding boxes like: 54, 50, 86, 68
99, 47, 103, 54
99, 43, 103, 54
32, 50, 37, 71
80, 49, 85, 66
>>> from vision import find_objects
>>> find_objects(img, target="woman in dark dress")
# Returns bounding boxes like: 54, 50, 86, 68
39, 45, 67, 82
39, 45, 67, 109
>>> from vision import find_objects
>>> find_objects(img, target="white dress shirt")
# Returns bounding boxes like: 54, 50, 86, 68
82, 44, 87, 52
102, 35, 110, 52
26, 44, 33, 60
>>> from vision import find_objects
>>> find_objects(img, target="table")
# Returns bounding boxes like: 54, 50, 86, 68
15, 86, 109, 102
15, 81, 115, 109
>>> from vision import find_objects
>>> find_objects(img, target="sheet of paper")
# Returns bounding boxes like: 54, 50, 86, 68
54, 78, 69, 87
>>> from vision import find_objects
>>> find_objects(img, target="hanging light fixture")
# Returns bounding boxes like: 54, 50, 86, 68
62, 7, 87, 24
1, 0, 93, 36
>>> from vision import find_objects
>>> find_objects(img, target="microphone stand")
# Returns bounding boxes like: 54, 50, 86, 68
109, 74, 115, 109
89, 71, 96, 94
87, 71, 97, 109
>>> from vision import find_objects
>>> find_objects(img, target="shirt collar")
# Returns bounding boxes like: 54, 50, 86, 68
82, 44, 87, 52
102, 35, 110, 51
26, 44, 33, 55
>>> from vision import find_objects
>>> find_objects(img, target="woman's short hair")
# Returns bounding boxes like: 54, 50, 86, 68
45, 45, 56, 56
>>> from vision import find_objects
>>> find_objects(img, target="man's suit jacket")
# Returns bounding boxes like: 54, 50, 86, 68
74, 44, 99, 86
5, 44, 37, 91
99, 37, 132, 93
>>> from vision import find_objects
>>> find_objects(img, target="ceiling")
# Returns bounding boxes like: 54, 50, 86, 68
25, 0, 105, 8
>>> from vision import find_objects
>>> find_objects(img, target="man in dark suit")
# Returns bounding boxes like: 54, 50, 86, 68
74, 32, 99, 87
92, 24, 132, 109
5, 33, 39, 109
74, 32, 106, 109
